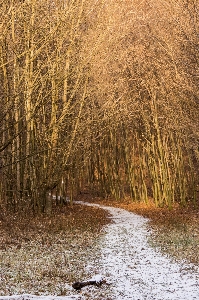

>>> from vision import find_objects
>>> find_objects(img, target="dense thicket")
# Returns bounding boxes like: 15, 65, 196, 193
0, 0, 198, 213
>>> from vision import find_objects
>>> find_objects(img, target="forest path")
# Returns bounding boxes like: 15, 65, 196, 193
1, 202, 199, 300
78, 201, 199, 300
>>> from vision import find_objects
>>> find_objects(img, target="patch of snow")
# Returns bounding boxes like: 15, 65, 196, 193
0, 295, 82, 300
90, 274, 104, 283
2, 201, 199, 300
77, 201, 199, 300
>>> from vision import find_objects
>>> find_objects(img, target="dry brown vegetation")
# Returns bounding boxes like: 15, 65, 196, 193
130, 202, 199, 264
0, 203, 111, 295
0, 0, 199, 214
1, 2, 199, 297
1, 195, 199, 297
85, 194, 199, 264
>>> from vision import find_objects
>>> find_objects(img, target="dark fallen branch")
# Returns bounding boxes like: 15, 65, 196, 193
72, 276, 106, 291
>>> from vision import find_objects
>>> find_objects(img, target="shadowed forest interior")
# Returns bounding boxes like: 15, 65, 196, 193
0, 0, 199, 214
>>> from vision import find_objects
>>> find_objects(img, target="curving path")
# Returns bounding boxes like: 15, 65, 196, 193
81, 202, 199, 300
1, 202, 199, 300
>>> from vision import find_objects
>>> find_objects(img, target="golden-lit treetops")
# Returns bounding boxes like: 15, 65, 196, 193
0, 0, 198, 213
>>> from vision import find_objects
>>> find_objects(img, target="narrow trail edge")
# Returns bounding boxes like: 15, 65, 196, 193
1, 201, 199, 300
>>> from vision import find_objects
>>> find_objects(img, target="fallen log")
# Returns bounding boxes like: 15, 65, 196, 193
72, 275, 106, 291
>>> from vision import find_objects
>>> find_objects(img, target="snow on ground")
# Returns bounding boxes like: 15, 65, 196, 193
1, 202, 199, 300
0, 295, 81, 300
81, 202, 199, 300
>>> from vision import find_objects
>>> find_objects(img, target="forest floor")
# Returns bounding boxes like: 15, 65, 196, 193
1, 195, 199, 299
0, 203, 111, 296
80, 194, 199, 265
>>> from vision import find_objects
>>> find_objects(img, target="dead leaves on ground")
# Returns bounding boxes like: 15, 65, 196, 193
1, 195, 199, 296
92, 197, 199, 265
0, 204, 112, 296
0, 204, 111, 249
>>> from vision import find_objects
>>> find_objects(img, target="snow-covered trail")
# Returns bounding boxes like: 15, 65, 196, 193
1, 202, 199, 300
82, 202, 199, 300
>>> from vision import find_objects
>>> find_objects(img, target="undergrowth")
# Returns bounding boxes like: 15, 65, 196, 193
87, 195, 199, 265
0, 204, 111, 296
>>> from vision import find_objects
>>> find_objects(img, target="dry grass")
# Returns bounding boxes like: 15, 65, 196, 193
0, 203, 112, 296
1, 194, 199, 297
87, 195, 199, 265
